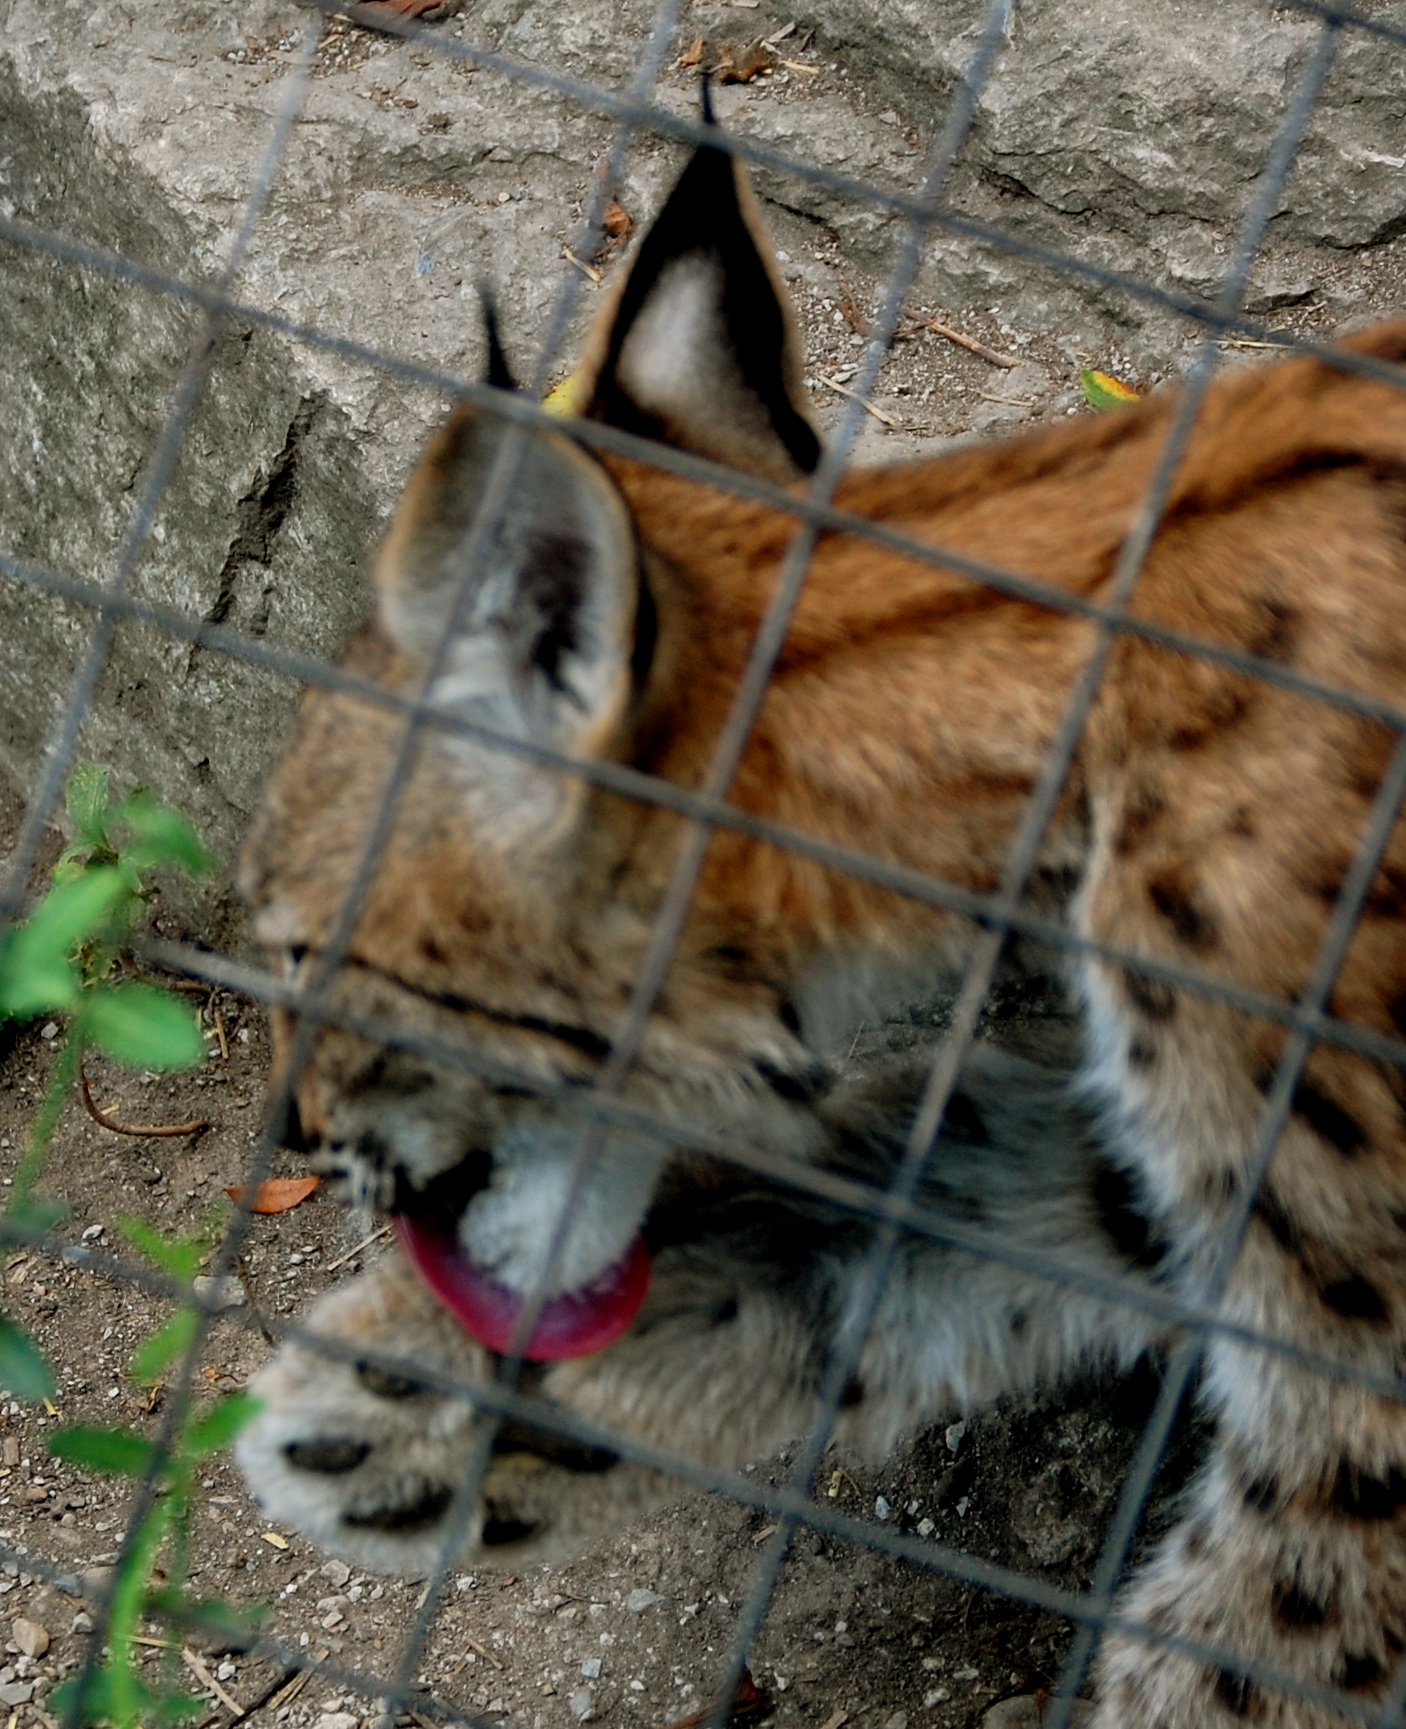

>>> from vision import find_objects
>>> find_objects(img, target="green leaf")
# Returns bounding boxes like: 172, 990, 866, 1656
130, 1308, 199, 1385
82, 984, 204, 1071
0, 868, 130, 1017
147, 1588, 268, 1637
49, 1424, 158, 1477
113, 793, 215, 877
0, 1314, 54, 1401
51, 1670, 206, 1729
184, 1392, 261, 1460
1079, 367, 1142, 412
116, 1217, 209, 1283
0, 941, 76, 1018
65, 763, 111, 845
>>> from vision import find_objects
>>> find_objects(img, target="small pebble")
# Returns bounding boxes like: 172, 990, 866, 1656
945, 1421, 966, 1454
39, 1024, 57, 1042
314, 1713, 359, 1729
874, 1496, 891, 1521
10, 1618, 46, 1659
580, 1658, 601, 1679
568, 1690, 594, 1722
192, 1275, 245, 1311
625, 1589, 666, 1613
321, 1559, 352, 1588
70, 1612, 93, 1635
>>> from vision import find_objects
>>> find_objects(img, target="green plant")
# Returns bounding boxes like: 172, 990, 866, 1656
48, 1216, 263, 1729
0, 764, 213, 1207
0, 768, 260, 1725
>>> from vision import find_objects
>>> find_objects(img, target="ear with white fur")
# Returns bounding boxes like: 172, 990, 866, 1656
375, 408, 639, 838
583, 142, 821, 482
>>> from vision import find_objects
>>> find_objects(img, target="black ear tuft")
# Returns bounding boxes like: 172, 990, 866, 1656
478, 286, 518, 392
700, 69, 715, 127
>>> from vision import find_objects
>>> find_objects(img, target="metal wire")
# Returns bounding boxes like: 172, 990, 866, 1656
5, 2, 1406, 1728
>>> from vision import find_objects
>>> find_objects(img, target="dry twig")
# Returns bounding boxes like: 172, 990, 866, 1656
916, 313, 1021, 368
815, 372, 900, 426
182, 1648, 246, 1719
326, 1221, 394, 1271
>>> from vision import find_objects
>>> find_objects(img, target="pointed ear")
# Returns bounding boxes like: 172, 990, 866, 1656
581, 144, 822, 482
374, 409, 639, 838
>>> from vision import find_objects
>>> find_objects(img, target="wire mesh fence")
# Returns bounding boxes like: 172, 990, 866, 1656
5, 1, 1406, 1725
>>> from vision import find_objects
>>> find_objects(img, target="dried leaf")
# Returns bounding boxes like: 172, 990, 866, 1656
225, 1175, 322, 1215
603, 199, 634, 243
716, 41, 773, 82
260, 1531, 289, 1549
664, 1668, 775, 1729
679, 35, 706, 67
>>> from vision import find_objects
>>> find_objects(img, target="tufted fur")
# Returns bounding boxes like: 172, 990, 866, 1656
237, 137, 1406, 1724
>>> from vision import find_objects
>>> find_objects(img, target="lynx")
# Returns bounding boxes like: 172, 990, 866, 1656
236, 136, 1406, 1726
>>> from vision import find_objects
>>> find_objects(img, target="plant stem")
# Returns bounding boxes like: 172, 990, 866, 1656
11, 1027, 80, 1210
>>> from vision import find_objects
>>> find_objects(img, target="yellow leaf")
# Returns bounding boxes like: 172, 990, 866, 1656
260, 1531, 289, 1550
1080, 368, 1142, 411
544, 371, 587, 417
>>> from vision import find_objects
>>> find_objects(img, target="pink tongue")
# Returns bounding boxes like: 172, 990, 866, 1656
395, 1214, 650, 1361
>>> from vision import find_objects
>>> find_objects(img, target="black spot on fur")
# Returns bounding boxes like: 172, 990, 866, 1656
1093, 1161, 1168, 1271
284, 1438, 370, 1475
1242, 1474, 1282, 1514
1148, 870, 1220, 952
1123, 967, 1177, 1022
1183, 1516, 1212, 1561
1338, 1652, 1386, 1691
1292, 1078, 1367, 1158
1169, 691, 1249, 752
1331, 1461, 1406, 1520
1128, 1038, 1157, 1069
480, 1510, 540, 1546
840, 1376, 865, 1409
1212, 1669, 1264, 1718
492, 1420, 620, 1474
777, 1000, 802, 1037
756, 1058, 832, 1104
1250, 598, 1299, 663
1010, 1310, 1029, 1338
943, 1090, 990, 1147
357, 1363, 425, 1401
1271, 1581, 1333, 1630
712, 1297, 739, 1327
1252, 1189, 1304, 1256
1320, 1274, 1389, 1322
1116, 782, 1166, 855
344, 1483, 453, 1532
